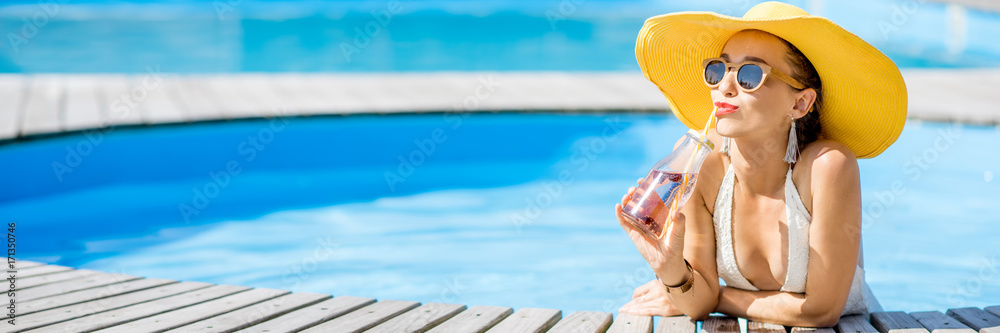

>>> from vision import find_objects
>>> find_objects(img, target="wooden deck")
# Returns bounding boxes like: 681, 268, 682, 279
1, 70, 997, 143
929, 0, 1000, 13
6, 260, 1000, 333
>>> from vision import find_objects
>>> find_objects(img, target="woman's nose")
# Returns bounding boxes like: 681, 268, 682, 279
717, 70, 739, 98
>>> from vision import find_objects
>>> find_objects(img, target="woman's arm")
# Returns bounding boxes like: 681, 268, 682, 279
664, 169, 722, 319
616, 150, 723, 320
715, 143, 862, 327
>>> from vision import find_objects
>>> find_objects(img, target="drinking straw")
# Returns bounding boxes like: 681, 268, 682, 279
700, 106, 717, 136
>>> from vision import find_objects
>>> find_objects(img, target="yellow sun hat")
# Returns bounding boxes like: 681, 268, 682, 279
635, 1, 907, 159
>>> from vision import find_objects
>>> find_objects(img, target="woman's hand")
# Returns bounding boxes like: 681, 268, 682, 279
619, 279, 683, 317
615, 178, 689, 285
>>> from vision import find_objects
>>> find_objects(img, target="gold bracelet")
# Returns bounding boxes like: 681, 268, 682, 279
658, 259, 695, 293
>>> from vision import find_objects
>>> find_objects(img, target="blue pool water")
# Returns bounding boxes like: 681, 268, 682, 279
2, 0, 1000, 72
2, 113, 998, 314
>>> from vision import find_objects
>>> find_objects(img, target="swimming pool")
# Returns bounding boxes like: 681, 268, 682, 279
2, 113, 998, 314
1, 0, 1000, 72
3, 0, 1000, 318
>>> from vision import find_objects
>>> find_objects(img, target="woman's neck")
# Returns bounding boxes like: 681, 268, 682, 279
730, 132, 791, 198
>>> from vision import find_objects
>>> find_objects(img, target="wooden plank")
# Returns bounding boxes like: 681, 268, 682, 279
92, 287, 288, 333
300, 299, 420, 333
0, 71, 995, 134
425, 305, 513, 333
62, 75, 104, 131
702, 316, 741, 333
15, 268, 100, 289
656, 316, 698, 333
305, 74, 378, 112
169, 75, 225, 122
17, 271, 138, 301
15, 264, 72, 278
19, 75, 63, 137
12, 260, 47, 269
201, 75, 268, 119
925, 0, 1000, 13
871, 312, 931, 333
361, 73, 457, 112
99, 75, 144, 127
0, 71, 998, 134
547, 311, 614, 333
235, 295, 375, 333
748, 321, 786, 333
230, 74, 292, 112
28, 284, 248, 332
164, 292, 331, 333
791, 327, 837, 333
0, 75, 26, 140
11, 281, 210, 332
608, 314, 654, 333
18, 278, 176, 316
486, 308, 562, 333
909, 311, 976, 333
141, 75, 187, 125
837, 314, 881, 333
367, 302, 467, 333
590, 72, 666, 111
270, 74, 336, 113
946, 308, 1000, 332
330, 73, 428, 112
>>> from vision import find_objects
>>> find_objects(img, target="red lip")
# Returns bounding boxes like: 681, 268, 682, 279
714, 102, 739, 116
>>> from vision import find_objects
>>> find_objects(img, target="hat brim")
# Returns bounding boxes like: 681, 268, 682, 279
636, 11, 907, 159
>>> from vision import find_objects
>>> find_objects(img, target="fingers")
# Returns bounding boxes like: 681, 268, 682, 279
619, 301, 667, 316
618, 298, 641, 314
616, 203, 639, 233
632, 284, 651, 299
637, 177, 643, 185
666, 211, 686, 244
620, 297, 639, 309
620, 307, 658, 316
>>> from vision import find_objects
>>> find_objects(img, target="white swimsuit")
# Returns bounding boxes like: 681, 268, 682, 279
712, 159, 882, 317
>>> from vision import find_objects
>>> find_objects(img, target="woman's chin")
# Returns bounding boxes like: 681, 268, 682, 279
715, 121, 738, 137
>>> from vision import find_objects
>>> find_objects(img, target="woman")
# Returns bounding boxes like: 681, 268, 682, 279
615, 2, 905, 326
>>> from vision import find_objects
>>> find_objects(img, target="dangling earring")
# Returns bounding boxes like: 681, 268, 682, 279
721, 137, 731, 155
784, 116, 798, 164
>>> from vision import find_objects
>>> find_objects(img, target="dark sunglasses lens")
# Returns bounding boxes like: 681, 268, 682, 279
704, 61, 725, 85
737, 65, 764, 90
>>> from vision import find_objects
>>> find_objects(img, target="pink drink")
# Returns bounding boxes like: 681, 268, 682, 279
622, 170, 697, 239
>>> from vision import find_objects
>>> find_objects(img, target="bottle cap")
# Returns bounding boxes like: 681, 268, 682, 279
686, 129, 715, 150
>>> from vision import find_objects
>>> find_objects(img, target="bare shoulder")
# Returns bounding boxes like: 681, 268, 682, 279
797, 139, 859, 176
792, 140, 860, 213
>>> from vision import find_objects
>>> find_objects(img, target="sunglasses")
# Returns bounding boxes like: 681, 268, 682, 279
702, 58, 806, 93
